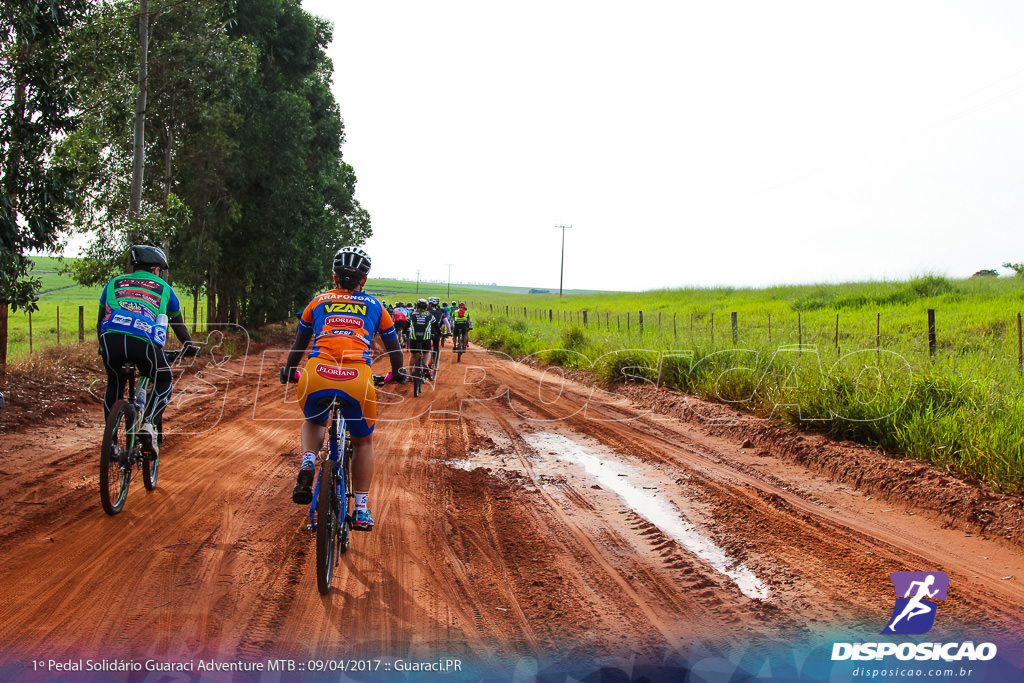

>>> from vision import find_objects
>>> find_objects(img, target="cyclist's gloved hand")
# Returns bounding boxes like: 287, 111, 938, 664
280, 367, 300, 384
183, 342, 201, 357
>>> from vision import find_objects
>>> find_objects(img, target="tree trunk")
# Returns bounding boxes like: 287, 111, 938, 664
1, 45, 30, 373
216, 281, 228, 325
0, 300, 8, 375
163, 123, 174, 202
129, 0, 149, 220
204, 272, 214, 326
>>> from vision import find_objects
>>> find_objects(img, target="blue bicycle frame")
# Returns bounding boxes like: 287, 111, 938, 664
308, 400, 351, 533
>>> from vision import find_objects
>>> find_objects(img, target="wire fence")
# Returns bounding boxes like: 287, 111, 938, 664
469, 302, 1024, 373
9, 303, 210, 358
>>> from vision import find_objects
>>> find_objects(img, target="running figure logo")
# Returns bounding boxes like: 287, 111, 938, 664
882, 571, 949, 635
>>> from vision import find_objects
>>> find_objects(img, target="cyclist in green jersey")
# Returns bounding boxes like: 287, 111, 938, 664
98, 245, 198, 456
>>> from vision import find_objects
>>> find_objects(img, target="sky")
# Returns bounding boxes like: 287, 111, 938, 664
298, 1, 1024, 292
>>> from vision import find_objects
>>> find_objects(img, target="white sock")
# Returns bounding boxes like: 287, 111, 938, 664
301, 451, 316, 468
354, 492, 369, 510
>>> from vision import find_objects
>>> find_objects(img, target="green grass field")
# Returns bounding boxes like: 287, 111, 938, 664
467, 275, 1024, 494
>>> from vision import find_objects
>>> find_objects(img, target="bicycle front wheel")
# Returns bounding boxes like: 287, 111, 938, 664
100, 400, 134, 515
316, 466, 339, 595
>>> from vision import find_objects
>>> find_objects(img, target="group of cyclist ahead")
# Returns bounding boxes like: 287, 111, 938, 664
379, 298, 472, 371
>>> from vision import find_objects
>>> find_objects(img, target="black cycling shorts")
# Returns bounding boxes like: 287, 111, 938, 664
409, 338, 432, 353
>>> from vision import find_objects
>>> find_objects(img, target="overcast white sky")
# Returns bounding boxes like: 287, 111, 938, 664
301, 0, 1024, 292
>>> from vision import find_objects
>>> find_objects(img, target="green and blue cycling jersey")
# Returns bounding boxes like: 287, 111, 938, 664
98, 272, 181, 347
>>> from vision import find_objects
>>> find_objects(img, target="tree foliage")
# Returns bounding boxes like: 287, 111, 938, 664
61, 0, 371, 328
1, 0, 89, 368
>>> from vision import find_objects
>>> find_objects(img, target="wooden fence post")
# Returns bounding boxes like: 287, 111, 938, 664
876, 313, 881, 359
673, 312, 677, 340
79, 306, 85, 343
639, 311, 644, 335
583, 310, 588, 326
57, 306, 61, 345
768, 313, 771, 344
798, 313, 802, 347
927, 309, 937, 357
835, 313, 840, 354
28, 310, 33, 354
731, 312, 738, 345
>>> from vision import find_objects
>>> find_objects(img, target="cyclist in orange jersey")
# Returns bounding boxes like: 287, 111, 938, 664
283, 247, 406, 531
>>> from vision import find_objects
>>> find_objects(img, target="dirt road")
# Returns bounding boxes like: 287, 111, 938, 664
1, 342, 1023, 680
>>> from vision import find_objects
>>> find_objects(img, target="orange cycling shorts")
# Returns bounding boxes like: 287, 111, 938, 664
297, 358, 377, 437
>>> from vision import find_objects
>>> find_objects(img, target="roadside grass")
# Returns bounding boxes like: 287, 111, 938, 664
472, 276, 1024, 494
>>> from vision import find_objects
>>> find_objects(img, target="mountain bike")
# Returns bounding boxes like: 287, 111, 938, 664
453, 325, 469, 362
409, 356, 432, 397
99, 347, 190, 515
284, 369, 393, 595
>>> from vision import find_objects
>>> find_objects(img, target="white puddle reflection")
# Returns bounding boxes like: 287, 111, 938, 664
522, 432, 771, 601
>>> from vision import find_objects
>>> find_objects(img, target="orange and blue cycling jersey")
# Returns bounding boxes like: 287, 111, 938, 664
298, 288, 397, 365
297, 288, 396, 434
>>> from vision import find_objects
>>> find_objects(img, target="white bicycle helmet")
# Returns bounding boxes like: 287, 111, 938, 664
333, 246, 371, 276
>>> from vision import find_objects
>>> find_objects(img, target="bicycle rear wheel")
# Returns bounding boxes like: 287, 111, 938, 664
100, 400, 134, 515
316, 465, 339, 595
142, 442, 160, 490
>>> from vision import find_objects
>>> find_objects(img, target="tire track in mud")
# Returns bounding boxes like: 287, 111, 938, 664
423, 417, 547, 663
459, 393, 739, 652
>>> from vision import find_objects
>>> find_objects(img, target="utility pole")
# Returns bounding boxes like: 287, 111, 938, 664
416, 269, 420, 294
555, 224, 572, 297
447, 263, 454, 298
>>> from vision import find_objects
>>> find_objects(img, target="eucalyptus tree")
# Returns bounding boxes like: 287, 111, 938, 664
215, 0, 371, 327
61, 0, 254, 297
62, 0, 371, 330
0, 0, 89, 370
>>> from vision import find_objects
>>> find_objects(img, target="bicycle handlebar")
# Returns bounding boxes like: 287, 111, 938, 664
165, 343, 201, 363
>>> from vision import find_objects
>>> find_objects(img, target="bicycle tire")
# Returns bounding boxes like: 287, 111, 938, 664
316, 464, 339, 594
414, 372, 423, 397
100, 400, 134, 515
339, 439, 353, 554
142, 443, 160, 490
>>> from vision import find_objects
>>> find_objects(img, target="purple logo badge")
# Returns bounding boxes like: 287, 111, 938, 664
882, 572, 949, 635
